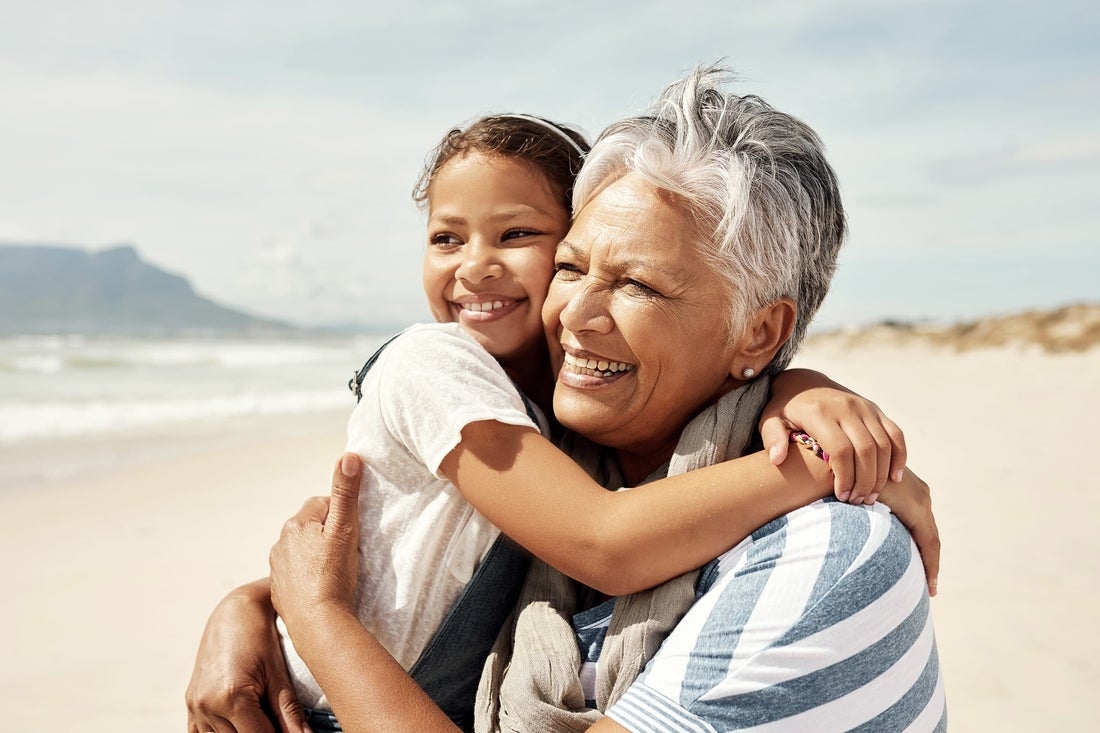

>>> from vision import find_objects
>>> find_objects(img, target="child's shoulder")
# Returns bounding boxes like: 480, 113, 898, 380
400, 321, 467, 340
389, 322, 484, 357
372, 323, 505, 384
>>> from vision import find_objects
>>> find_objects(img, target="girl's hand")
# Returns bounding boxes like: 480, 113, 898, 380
269, 454, 362, 637
760, 368, 906, 504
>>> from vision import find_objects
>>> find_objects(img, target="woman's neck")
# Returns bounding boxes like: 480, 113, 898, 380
614, 442, 677, 487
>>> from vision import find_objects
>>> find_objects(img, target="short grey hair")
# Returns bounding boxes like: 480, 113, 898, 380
573, 65, 846, 374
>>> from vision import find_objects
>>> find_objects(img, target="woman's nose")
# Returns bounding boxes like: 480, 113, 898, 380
557, 279, 614, 334
455, 239, 501, 284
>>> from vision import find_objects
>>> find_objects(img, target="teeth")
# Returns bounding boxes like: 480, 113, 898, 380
563, 352, 634, 377
463, 301, 507, 312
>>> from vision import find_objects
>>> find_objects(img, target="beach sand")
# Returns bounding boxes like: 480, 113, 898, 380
2, 343, 1097, 731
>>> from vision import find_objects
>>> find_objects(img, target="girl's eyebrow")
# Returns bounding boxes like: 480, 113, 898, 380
431, 207, 558, 227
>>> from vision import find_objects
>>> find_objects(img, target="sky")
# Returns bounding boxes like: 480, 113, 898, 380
1, 0, 1097, 331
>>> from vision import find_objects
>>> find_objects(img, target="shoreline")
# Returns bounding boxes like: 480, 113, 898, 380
1, 408, 352, 492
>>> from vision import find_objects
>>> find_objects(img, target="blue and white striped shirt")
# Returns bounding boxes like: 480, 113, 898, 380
592, 499, 946, 732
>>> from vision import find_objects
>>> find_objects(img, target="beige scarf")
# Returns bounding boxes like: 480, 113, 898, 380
475, 376, 771, 732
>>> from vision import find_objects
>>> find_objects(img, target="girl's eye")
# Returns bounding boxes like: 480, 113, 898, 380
430, 233, 463, 248
502, 228, 539, 242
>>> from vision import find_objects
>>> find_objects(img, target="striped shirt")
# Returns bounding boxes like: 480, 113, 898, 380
597, 499, 947, 732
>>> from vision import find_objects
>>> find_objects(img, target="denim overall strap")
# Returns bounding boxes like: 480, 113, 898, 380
407, 388, 540, 731
348, 332, 403, 402
408, 534, 532, 732
341, 333, 539, 731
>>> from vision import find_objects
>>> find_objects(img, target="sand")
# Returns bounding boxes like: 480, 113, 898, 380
2, 343, 1097, 731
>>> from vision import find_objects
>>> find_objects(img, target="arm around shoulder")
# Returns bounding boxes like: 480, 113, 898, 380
441, 420, 835, 596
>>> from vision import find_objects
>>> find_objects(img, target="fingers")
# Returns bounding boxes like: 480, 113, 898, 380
325, 453, 362, 540
758, 415, 791, 465
291, 495, 331, 526
911, 504, 941, 597
269, 677, 311, 733
217, 709, 275, 733
880, 469, 939, 597
822, 411, 897, 505
853, 416, 892, 502
209, 714, 240, 733
885, 416, 908, 484
188, 707, 268, 733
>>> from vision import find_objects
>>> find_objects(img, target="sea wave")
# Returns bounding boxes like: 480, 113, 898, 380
0, 335, 383, 443
0, 390, 350, 443
0, 337, 372, 373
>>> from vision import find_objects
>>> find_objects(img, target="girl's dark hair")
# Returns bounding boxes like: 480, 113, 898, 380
413, 115, 590, 213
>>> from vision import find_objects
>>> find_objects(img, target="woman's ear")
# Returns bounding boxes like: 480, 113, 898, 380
730, 298, 797, 378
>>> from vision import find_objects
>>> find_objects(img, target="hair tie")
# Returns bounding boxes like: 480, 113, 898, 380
497, 114, 586, 156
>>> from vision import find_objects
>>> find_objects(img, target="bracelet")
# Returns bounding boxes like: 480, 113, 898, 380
790, 431, 829, 462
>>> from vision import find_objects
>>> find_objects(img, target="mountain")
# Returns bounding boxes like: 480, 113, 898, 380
0, 243, 295, 336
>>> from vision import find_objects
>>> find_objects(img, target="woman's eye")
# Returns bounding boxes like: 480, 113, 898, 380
553, 262, 582, 280
625, 279, 659, 296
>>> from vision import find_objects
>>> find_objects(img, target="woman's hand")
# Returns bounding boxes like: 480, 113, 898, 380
184, 578, 309, 733
760, 368, 906, 504
269, 454, 362, 637
876, 468, 941, 597
265, 454, 455, 732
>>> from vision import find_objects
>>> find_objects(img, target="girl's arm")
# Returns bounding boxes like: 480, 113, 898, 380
442, 380, 937, 597
443, 422, 824, 596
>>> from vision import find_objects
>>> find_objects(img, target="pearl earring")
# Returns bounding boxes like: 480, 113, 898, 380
741, 367, 755, 379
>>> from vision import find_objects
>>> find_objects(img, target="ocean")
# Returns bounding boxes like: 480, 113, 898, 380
0, 334, 386, 486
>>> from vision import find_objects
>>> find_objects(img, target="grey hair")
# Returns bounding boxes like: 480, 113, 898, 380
573, 65, 846, 374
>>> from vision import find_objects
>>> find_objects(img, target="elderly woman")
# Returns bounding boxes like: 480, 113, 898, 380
192, 67, 944, 732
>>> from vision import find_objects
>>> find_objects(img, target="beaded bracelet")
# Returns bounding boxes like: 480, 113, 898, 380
790, 431, 829, 462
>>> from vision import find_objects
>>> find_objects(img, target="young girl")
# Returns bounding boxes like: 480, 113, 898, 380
260, 115, 914, 732
276, 115, 588, 725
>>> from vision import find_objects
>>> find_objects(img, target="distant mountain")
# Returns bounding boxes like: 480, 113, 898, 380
0, 243, 296, 336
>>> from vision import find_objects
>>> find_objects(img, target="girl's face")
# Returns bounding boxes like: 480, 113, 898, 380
423, 152, 570, 363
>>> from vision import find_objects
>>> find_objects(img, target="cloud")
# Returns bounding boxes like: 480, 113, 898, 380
1, 0, 1097, 328
931, 136, 1100, 184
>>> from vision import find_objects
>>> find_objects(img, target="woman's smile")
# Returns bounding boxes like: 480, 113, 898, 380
559, 349, 635, 383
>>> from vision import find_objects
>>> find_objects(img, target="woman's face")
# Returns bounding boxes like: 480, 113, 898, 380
544, 172, 743, 467
422, 152, 569, 364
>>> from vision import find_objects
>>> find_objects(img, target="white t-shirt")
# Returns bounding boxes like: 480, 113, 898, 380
279, 323, 545, 710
